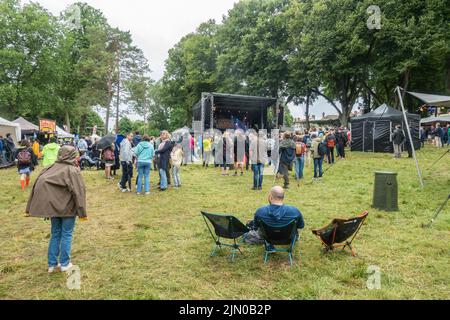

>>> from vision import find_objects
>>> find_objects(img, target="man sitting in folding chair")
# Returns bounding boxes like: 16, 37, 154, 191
244, 186, 305, 265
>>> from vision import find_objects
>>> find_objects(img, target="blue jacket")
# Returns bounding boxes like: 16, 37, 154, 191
0, 139, 3, 152
134, 141, 154, 163
254, 204, 305, 230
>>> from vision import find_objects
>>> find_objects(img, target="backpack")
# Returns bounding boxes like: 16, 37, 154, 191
103, 148, 114, 161
295, 142, 307, 156
304, 135, 312, 148
326, 135, 335, 148
318, 141, 327, 157
18, 149, 32, 165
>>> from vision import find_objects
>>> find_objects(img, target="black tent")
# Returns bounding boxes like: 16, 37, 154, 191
192, 92, 280, 132
350, 104, 421, 153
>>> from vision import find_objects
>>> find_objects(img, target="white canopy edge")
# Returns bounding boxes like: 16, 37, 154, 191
420, 115, 450, 124
56, 125, 74, 138
408, 91, 450, 107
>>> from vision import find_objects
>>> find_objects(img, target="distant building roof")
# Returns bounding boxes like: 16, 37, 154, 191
321, 115, 339, 121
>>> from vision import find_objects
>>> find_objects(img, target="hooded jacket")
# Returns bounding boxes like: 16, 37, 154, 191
311, 137, 323, 159
42, 142, 60, 167
254, 204, 304, 229
119, 138, 133, 162
279, 138, 296, 164
26, 146, 87, 218
134, 141, 155, 163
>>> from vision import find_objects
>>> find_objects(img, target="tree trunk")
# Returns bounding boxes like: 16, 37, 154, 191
105, 75, 113, 133
65, 109, 71, 133
115, 52, 121, 133
339, 112, 349, 128
305, 93, 310, 131
80, 113, 87, 136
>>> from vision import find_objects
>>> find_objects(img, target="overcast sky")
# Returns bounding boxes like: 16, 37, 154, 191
28, 0, 347, 119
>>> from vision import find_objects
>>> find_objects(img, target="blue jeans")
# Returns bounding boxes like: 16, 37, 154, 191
159, 168, 168, 189
252, 163, 264, 188
48, 217, 76, 267
313, 157, 324, 178
0, 150, 6, 164
295, 156, 305, 180
137, 162, 151, 193
172, 166, 181, 187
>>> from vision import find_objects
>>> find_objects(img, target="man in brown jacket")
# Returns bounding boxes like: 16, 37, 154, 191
26, 145, 87, 273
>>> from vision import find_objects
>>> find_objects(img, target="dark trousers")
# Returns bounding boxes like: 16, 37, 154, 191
279, 162, 290, 187
336, 144, 345, 158
166, 164, 171, 185
120, 161, 133, 189
326, 147, 335, 164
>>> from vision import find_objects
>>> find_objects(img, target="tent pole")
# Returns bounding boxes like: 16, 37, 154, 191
363, 122, 365, 152
372, 122, 375, 152
396, 86, 424, 189
201, 93, 206, 137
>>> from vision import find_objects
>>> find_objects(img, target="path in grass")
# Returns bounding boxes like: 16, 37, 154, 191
0, 146, 449, 299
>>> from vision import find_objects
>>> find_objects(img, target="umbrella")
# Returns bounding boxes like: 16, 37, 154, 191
97, 134, 116, 150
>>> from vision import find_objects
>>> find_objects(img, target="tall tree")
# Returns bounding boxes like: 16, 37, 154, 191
0, 0, 61, 120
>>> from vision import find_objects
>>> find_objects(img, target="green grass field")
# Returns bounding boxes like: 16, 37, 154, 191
0, 146, 449, 300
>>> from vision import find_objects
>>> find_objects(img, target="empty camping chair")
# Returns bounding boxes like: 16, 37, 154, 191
201, 211, 250, 261
258, 219, 298, 266
312, 211, 369, 256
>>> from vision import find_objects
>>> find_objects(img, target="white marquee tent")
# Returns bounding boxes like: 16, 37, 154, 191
0, 117, 21, 145
56, 125, 74, 139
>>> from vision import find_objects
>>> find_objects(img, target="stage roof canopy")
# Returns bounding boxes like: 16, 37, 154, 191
194, 93, 277, 111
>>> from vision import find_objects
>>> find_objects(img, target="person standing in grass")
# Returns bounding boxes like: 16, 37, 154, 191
278, 132, 296, 189
0, 135, 5, 165
155, 131, 173, 191
335, 127, 348, 159
435, 123, 444, 148
311, 134, 324, 181
325, 129, 336, 164
202, 134, 212, 168
15, 140, 38, 191
447, 124, 450, 146
391, 125, 405, 158
233, 130, 246, 176
119, 132, 134, 192
134, 135, 154, 195
26, 145, 87, 273
171, 142, 184, 188
102, 144, 115, 180
294, 135, 307, 181
42, 137, 60, 167
31, 138, 41, 159
221, 132, 233, 176
250, 131, 268, 190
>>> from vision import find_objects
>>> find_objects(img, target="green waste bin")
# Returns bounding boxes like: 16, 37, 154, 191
373, 171, 398, 211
